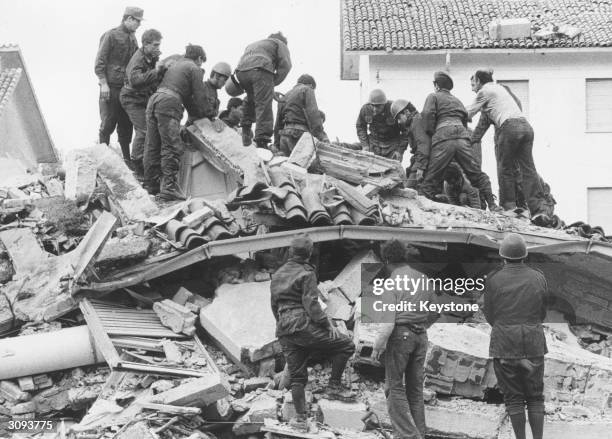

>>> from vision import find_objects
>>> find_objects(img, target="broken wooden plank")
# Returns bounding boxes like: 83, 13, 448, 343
80, 299, 121, 369
138, 402, 201, 415
71, 211, 117, 286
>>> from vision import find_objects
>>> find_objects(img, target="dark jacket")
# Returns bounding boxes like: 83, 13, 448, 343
95, 24, 139, 88
120, 48, 161, 106
219, 109, 240, 128
236, 38, 292, 86
443, 177, 481, 208
200, 80, 220, 119
270, 256, 330, 337
157, 58, 207, 119
356, 101, 402, 146
422, 90, 470, 146
403, 112, 431, 171
484, 263, 548, 359
276, 83, 327, 141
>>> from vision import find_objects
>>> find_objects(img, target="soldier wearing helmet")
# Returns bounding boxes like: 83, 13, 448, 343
483, 233, 549, 439
391, 99, 431, 188
195, 61, 232, 133
356, 89, 408, 160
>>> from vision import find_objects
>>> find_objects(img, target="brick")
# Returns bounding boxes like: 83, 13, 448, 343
18, 377, 35, 392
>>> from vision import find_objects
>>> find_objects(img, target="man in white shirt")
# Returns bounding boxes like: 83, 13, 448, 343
467, 69, 546, 216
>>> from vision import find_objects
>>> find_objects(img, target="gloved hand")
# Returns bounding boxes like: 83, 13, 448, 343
99, 83, 110, 101
212, 118, 225, 133
416, 169, 424, 182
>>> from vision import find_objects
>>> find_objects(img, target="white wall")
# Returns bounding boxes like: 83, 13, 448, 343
366, 51, 612, 225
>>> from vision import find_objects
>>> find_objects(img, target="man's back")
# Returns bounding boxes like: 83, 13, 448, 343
159, 58, 203, 102
236, 38, 291, 84
468, 82, 523, 128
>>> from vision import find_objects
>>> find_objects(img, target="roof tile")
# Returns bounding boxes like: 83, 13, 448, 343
0, 68, 22, 118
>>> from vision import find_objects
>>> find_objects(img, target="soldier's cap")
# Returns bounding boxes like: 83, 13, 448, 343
434, 70, 453, 90
290, 235, 313, 258
124, 6, 144, 21
297, 74, 316, 89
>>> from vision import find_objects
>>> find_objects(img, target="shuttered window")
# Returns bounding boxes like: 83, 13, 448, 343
588, 187, 612, 232
498, 80, 529, 119
586, 79, 612, 132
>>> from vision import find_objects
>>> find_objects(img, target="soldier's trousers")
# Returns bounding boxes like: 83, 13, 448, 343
99, 86, 133, 161
420, 127, 493, 201
236, 69, 275, 145
120, 96, 147, 163
144, 93, 183, 190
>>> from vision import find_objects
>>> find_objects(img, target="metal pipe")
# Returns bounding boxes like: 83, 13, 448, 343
0, 325, 104, 380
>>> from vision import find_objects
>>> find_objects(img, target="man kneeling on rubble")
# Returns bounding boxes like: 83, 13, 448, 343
270, 235, 356, 429
371, 239, 440, 439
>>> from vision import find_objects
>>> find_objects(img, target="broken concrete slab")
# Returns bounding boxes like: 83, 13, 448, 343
95, 235, 151, 272
317, 398, 367, 431
200, 281, 280, 364
0, 227, 49, 274
243, 377, 272, 393
232, 393, 278, 436
149, 375, 229, 407
153, 300, 197, 336
64, 149, 97, 204
497, 417, 612, 439
331, 249, 381, 303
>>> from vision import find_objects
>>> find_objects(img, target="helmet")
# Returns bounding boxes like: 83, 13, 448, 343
212, 62, 232, 78
391, 99, 410, 120
368, 89, 386, 105
225, 74, 244, 97
499, 233, 528, 260
297, 74, 316, 89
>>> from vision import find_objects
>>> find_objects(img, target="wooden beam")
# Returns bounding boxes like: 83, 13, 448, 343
79, 298, 120, 369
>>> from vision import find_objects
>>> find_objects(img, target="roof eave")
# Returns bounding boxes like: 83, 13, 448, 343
346, 47, 612, 55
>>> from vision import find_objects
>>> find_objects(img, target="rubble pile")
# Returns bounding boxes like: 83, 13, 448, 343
1, 119, 612, 438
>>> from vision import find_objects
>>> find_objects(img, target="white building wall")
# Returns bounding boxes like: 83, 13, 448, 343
366, 51, 612, 225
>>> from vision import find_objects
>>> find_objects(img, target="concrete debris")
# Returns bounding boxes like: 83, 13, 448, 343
232, 392, 278, 436
64, 149, 97, 204
148, 375, 229, 407
0, 227, 49, 274
153, 299, 198, 336
317, 398, 368, 431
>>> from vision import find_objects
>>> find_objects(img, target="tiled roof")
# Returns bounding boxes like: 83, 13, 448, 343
0, 68, 22, 118
342, 0, 612, 51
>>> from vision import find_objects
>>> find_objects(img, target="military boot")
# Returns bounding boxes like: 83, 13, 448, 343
242, 125, 253, 146
323, 382, 357, 402
485, 193, 503, 212
159, 176, 187, 202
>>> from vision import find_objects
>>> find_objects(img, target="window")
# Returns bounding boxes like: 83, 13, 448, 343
498, 80, 529, 119
587, 187, 612, 232
586, 79, 612, 132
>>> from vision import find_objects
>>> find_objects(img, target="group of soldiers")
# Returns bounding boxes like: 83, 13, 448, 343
355, 70, 557, 221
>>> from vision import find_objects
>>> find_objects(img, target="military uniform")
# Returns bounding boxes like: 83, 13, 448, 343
275, 83, 328, 156
120, 48, 161, 173
400, 112, 430, 188
144, 58, 207, 194
95, 23, 138, 160
236, 38, 292, 147
419, 89, 494, 204
356, 101, 407, 160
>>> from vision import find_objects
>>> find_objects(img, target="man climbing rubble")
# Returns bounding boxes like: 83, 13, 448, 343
273, 74, 329, 156
120, 28, 164, 181
235, 32, 292, 149
467, 69, 547, 217
371, 239, 439, 439
419, 71, 499, 211
391, 99, 431, 189
143, 44, 207, 200
94, 6, 142, 165
356, 89, 408, 160
270, 235, 356, 430
483, 233, 548, 439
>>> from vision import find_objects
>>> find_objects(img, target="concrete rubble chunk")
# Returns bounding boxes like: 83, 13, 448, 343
10, 401, 36, 415
0, 227, 49, 274
232, 393, 278, 436
63, 149, 97, 204
243, 376, 272, 393
116, 421, 160, 439
331, 249, 381, 302
200, 281, 280, 364
153, 299, 197, 336
317, 398, 367, 431
0, 380, 30, 403
149, 375, 229, 407
95, 235, 151, 271
161, 339, 183, 364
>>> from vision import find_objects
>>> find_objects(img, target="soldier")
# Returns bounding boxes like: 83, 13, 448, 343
271, 236, 356, 430
438, 163, 482, 209
356, 89, 407, 160
143, 44, 207, 200
467, 69, 546, 216
219, 97, 243, 129
419, 71, 498, 210
274, 74, 329, 156
391, 99, 431, 188
235, 32, 292, 149
95, 6, 142, 164
120, 28, 163, 180
484, 234, 548, 439
188, 62, 232, 131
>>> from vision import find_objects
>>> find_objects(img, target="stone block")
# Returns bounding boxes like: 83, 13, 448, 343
172, 287, 195, 306
153, 299, 197, 336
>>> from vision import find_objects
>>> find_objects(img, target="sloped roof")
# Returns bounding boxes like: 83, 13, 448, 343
341, 0, 612, 51
0, 67, 22, 119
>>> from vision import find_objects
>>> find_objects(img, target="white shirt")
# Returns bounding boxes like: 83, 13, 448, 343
467, 82, 523, 128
